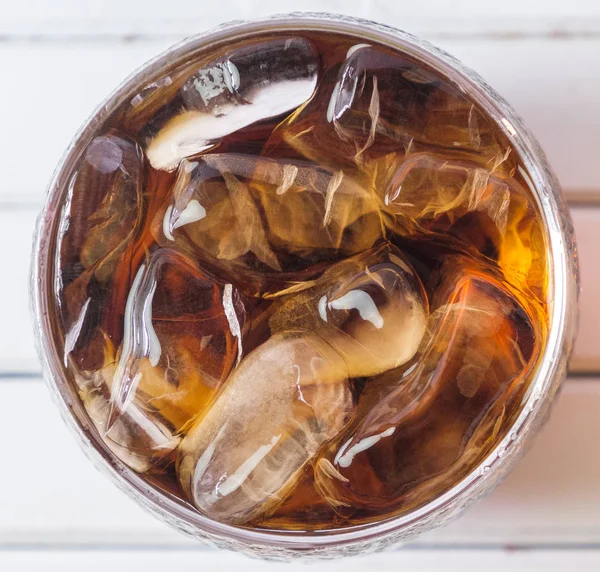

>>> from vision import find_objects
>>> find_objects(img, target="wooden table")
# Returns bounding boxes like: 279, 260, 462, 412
2, 2, 599, 569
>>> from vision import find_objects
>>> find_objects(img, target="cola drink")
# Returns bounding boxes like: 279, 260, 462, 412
46, 30, 548, 530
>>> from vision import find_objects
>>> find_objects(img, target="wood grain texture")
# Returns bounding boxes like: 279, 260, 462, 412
2, 548, 600, 571
569, 208, 599, 372
2, 0, 600, 37
1, 379, 598, 547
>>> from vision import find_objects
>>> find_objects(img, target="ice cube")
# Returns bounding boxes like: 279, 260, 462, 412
381, 152, 547, 296
178, 332, 352, 524
269, 243, 428, 377
381, 153, 514, 228
314, 256, 542, 514
152, 154, 382, 297
145, 38, 319, 170
55, 131, 145, 372
66, 248, 245, 472
106, 249, 243, 430
265, 44, 509, 176
75, 365, 180, 473
59, 131, 144, 284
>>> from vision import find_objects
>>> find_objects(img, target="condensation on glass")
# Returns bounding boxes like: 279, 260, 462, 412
32, 15, 578, 558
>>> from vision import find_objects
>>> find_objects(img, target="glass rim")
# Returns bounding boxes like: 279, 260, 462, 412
30, 12, 579, 554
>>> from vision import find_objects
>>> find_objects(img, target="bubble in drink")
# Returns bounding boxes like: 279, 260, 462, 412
45, 29, 549, 530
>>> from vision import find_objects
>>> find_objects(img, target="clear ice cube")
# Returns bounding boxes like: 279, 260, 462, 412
56, 131, 146, 373
178, 332, 352, 524
152, 154, 382, 297
314, 256, 541, 514
75, 365, 181, 473
269, 243, 429, 377
145, 38, 320, 170
265, 44, 509, 176
61, 131, 144, 283
106, 249, 242, 428
381, 152, 515, 229
380, 152, 547, 295
70, 248, 245, 472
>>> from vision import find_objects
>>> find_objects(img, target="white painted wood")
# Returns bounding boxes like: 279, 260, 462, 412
2, 0, 599, 564
0, 43, 172, 207
0, 378, 598, 547
8, 207, 593, 374
569, 207, 599, 372
1, 548, 600, 571
2, 38, 599, 206
446, 40, 600, 198
2, 0, 600, 37
1, 210, 40, 373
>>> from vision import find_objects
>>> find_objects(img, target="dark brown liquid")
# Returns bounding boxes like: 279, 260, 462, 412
47, 29, 549, 530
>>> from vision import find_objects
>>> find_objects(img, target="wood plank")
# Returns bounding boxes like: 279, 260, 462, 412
0, 43, 172, 207
568, 207, 599, 372
2, 0, 600, 38
447, 40, 600, 197
0, 378, 598, 547
1, 548, 599, 571
2, 210, 40, 373
11, 207, 593, 374
1, 209, 36, 373
2, 38, 599, 206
